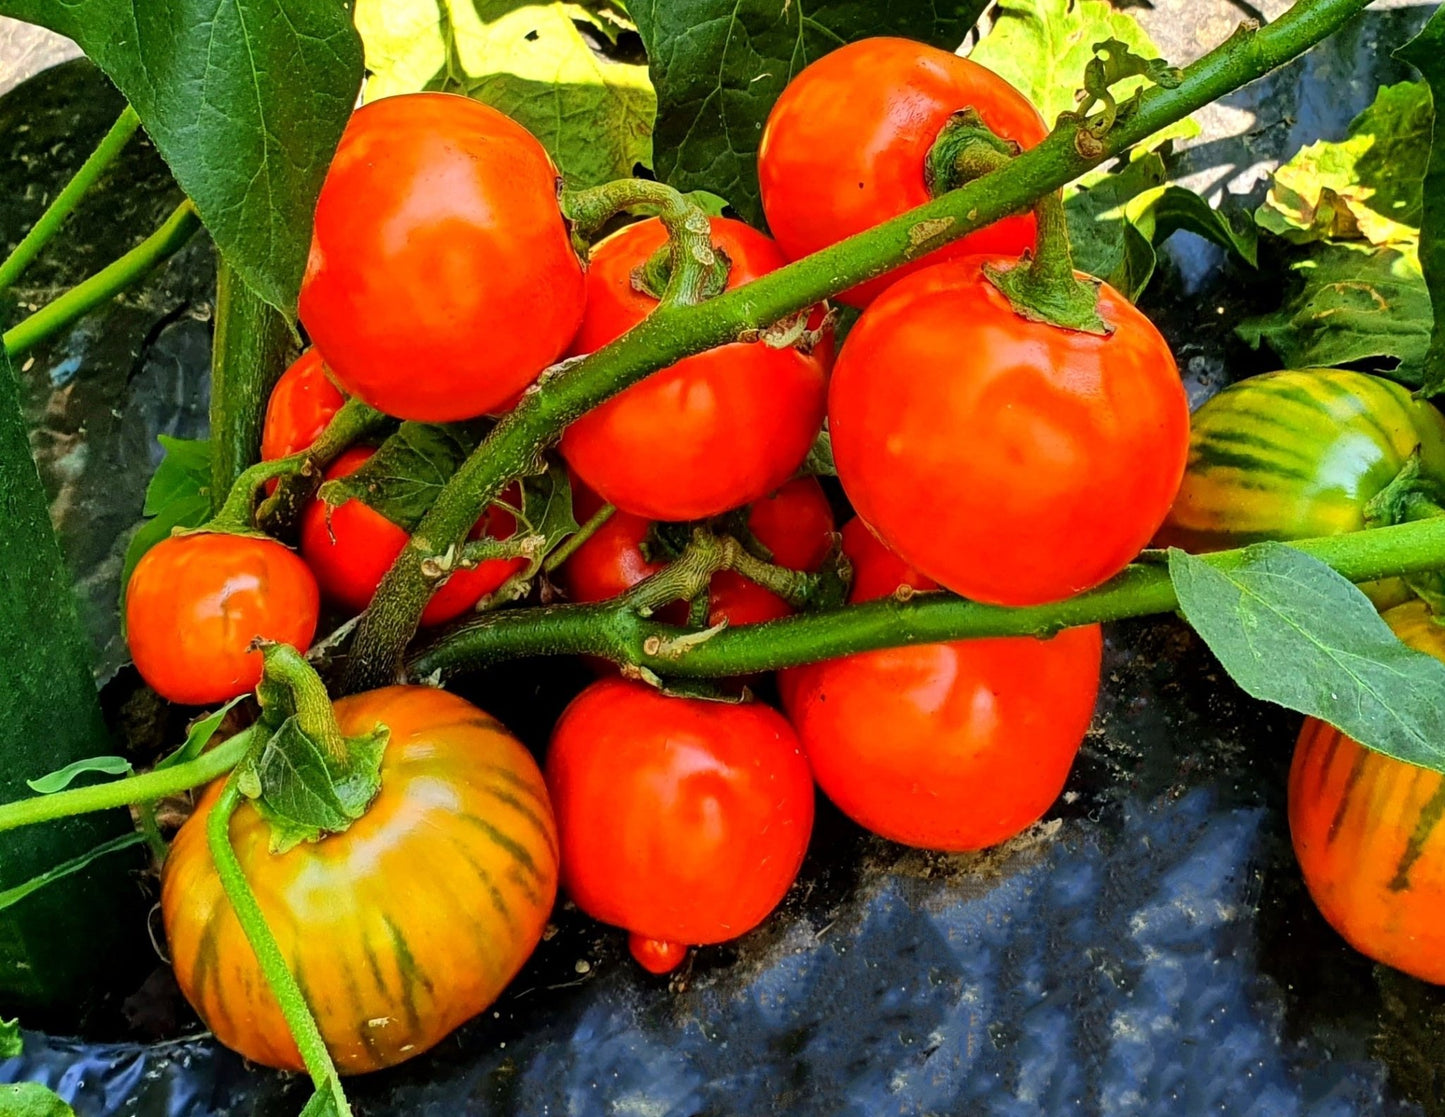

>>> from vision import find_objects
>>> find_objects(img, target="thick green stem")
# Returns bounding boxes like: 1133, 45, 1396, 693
3, 201, 201, 359
411, 518, 1445, 680
210, 258, 295, 510
207, 779, 350, 1114
347, 0, 1376, 692
0, 727, 253, 835
0, 105, 141, 294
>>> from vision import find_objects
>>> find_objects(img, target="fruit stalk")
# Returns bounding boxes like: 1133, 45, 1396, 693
2, 200, 201, 359
345, 0, 1377, 692
206, 778, 352, 1115
410, 517, 1445, 680
0, 104, 141, 294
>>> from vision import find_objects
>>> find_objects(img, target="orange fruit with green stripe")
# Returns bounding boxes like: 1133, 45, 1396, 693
1158, 369, 1445, 550
1289, 600, 1445, 984
161, 686, 558, 1073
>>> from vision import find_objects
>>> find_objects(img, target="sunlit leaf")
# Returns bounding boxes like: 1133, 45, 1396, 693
25, 757, 132, 795
355, 0, 653, 187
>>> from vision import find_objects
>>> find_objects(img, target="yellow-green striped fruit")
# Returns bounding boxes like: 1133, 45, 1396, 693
162, 686, 558, 1074
1289, 600, 1445, 984
1158, 368, 1445, 549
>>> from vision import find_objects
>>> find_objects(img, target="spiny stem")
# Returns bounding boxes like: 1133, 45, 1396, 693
0, 727, 253, 835
410, 517, 1445, 681
3, 200, 202, 358
0, 105, 141, 294
207, 778, 351, 1114
347, 0, 1376, 693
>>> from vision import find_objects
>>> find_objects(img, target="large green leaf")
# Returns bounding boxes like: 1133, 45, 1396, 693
1397, 10, 1445, 395
1170, 545, 1445, 775
1257, 81, 1430, 248
0, 1083, 75, 1117
355, 0, 654, 188
0, 0, 364, 314
0, 1017, 20, 1058
969, 0, 1197, 147
633, 0, 990, 227
1236, 241, 1432, 382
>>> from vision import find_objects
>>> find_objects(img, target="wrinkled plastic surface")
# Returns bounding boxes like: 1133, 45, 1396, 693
3, 4, 1445, 1115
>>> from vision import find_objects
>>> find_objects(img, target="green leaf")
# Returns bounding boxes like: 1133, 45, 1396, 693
0, 1017, 21, 1058
0, 833, 147, 914
0, 1, 364, 315
1236, 241, 1432, 383
970, 0, 1196, 139
1066, 151, 1168, 290
1397, 10, 1445, 394
120, 437, 213, 599
355, 0, 654, 188
520, 463, 580, 564
318, 421, 489, 533
240, 717, 388, 854
155, 698, 247, 772
0, 1083, 75, 1117
1170, 544, 1445, 774
803, 428, 836, 478
633, 0, 991, 226
1257, 81, 1431, 248
25, 757, 133, 795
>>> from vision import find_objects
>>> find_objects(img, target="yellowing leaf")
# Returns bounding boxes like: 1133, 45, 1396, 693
355, 0, 654, 188
1257, 81, 1431, 248
969, 0, 1198, 144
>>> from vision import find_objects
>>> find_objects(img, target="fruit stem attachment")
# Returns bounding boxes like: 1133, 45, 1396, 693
207, 777, 352, 1115
0, 105, 141, 295
0, 726, 254, 835
924, 108, 1020, 196
256, 644, 349, 765
561, 180, 728, 308
256, 398, 391, 533
983, 190, 1110, 335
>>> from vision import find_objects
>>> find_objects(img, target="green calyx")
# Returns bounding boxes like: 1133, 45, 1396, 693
632, 241, 732, 304
924, 108, 1021, 197
983, 189, 1111, 336
240, 644, 389, 854
1364, 453, 1445, 529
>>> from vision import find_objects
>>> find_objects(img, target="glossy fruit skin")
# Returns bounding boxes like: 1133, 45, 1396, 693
629, 934, 688, 975
299, 93, 585, 422
163, 687, 558, 1072
126, 533, 319, 705
1158, 369, 1445, 550
829, 255, 1189, 606
782, 518, 1103, 851
260, 349, 346, 463
561, 476, 835, 629
301, 448, 525, 627
758, 38, 1047, 307
546, 678, 814, 948
1290, 601, 1445, 984
559, 217, 829, 521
